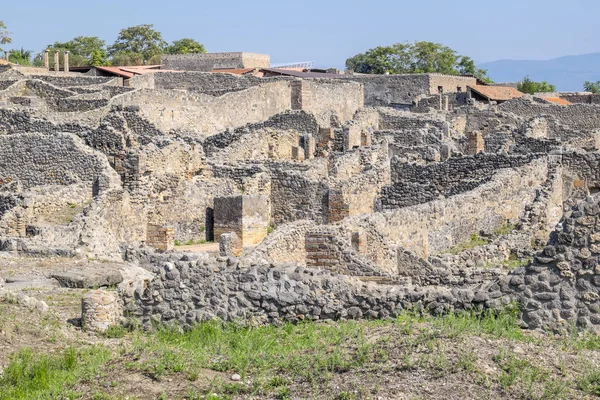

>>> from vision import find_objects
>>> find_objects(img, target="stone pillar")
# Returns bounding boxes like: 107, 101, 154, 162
292, 146, 305, 161
302, 134, 315, 160
467, 131, 485, 155
44, 50, 49, 69
63, 51, 69, 73
593, 131, 600, 151
53, 51, 60, 72
439, 93, 443, 110
81, 290, 121, 332
4, 51, 8, 61
444, 95, 449, 111
146, 224, 175, 252
351, 230, 367, 254
219, 232, 242, 257
343, 126, 361, 151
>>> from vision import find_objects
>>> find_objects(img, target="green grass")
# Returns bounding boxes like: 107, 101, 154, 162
444, 233, 490, 255
175, 239, 208, 246
492, 222, 518, 237
0, 346, 112, 399
0, 305, 579, 399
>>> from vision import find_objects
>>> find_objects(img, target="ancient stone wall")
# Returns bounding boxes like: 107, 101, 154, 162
499, 99, 600, 133
303, 79, 364, 123
111, 82, 293, 136
382, 154, 542, 209
343, 74, 430, 106
161, 52, 270, 71
348, 159, 549, 258
428, 74, 477, 95
0, 133, 114, 190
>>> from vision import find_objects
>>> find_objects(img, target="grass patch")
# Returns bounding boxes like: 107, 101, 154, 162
0, 346, 112, 399
492, 222, 518, 237
444, 233, 490, 255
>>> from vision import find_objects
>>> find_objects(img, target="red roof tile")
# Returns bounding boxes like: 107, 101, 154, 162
543, 97, 571, 105
468, 85, 524, 101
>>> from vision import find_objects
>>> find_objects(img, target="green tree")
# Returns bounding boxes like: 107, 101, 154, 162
517, 76, 556, 94
45, 36, 108, 67
110, 51, 144, 66
89, 49, 110, 66
457, 56, 492, 83
165, 38, 206, 55
0, 21, 11, 53
345, 43, 411, 74
8, 48, 31, 65
345, 41, 493, 82
584, 81, 600, 94
108, 24, 166, 64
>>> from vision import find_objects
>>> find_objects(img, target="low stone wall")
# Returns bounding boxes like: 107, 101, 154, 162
122, 251, 497, 329
348, 158, 549, 258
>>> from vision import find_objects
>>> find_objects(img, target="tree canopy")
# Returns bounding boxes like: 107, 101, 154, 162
8, 48, 31, 65
517, 76, 556, 94
165, 38, 207, 55
45, 36, 109, 67
584, 81, 600, 94
345, 41, 492, 82
0, 21, 11, 53
108, 24, 167, 64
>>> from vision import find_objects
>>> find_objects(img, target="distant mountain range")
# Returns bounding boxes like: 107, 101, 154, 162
479, 53, 600, 92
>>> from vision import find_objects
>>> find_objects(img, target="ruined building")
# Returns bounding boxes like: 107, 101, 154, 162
2, 59, 600, 333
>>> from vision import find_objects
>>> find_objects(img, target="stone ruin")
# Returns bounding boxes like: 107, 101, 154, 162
2, 63, 600, 332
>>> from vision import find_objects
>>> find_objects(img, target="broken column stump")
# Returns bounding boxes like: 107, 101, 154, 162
81, 290, 121, 332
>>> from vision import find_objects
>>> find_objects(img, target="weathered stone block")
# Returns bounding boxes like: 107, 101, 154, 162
81, 290, 121, 332
219, 232, 242, 257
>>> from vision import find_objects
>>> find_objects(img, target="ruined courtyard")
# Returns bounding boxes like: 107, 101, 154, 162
2, 51, 600, 398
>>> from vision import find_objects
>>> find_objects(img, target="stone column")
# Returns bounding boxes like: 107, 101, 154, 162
63, 51, 69, 73
44, 50, 50, 69
53, 51, 60, 72
444, 95, 449, 111
81, 290, 121, 332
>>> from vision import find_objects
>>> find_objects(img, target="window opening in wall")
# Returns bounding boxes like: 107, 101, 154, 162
457, 86, 462, 92
438, 86, 444, 93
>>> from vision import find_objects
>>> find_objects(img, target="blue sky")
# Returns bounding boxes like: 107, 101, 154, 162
2, 0, 599, 67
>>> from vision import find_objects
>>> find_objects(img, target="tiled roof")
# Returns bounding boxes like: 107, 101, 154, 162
468, 85, 524, 101
210, 68, 256, 75
543, 97, 571, 105
95, 66, 135, 79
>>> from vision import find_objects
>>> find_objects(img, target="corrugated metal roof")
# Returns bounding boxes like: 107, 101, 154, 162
468, 85, 524, 101
543, 97, 571, 105
261, 68, 347, 78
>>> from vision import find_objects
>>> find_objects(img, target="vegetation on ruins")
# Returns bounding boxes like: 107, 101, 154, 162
345, 41, 492, 82
0, 20, 11, 52
165, 38, 207, 55
517, 76, 556, 94
584, 80, 600, 94
7, 48, 32, 66
42, 36, 110, 68
108, 24, 168, 65
4, 301, 600, 399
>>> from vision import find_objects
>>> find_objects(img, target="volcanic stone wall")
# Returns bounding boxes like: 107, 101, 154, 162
381, 154, 541, 209
350, 159, 549, 258
0, 133, 111, 190
499, 99, 600, 133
